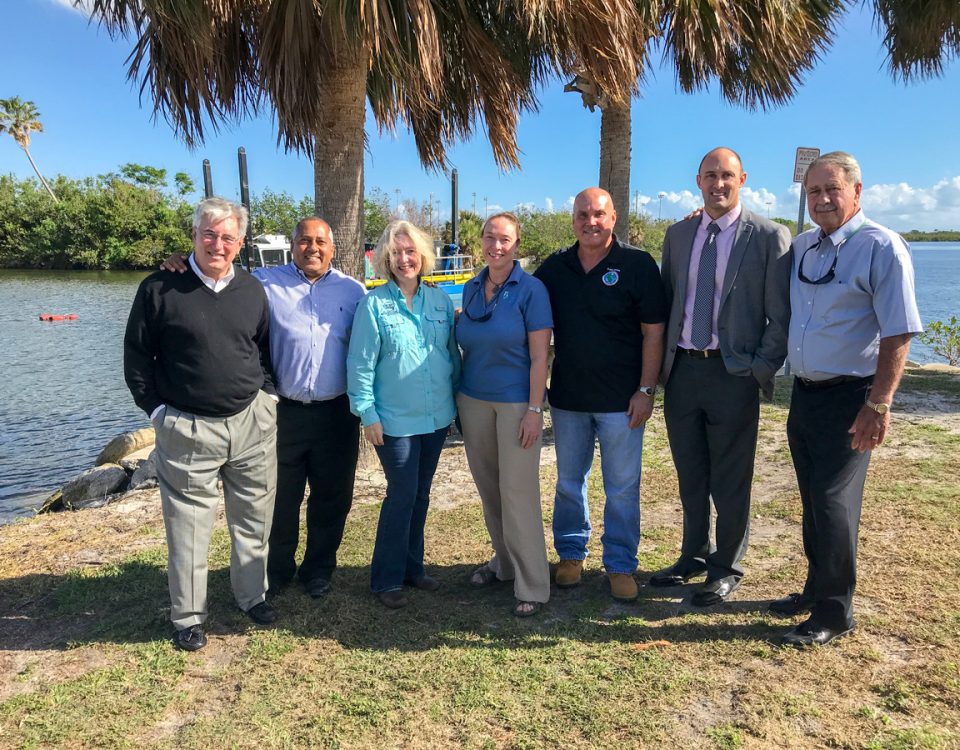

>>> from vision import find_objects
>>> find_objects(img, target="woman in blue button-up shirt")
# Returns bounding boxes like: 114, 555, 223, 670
456, 212, 553, 617
347, 220, 460, 609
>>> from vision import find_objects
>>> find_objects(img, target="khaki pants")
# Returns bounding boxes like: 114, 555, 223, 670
457, 393, 550, 603
154, 391, 278, 629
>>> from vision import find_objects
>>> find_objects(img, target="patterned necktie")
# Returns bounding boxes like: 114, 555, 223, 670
691, 222, 720, 350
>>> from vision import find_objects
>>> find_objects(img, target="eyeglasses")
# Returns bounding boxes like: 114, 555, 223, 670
462, 284, 503, 323
797, 236, 841, 285
200, 230, 241, 246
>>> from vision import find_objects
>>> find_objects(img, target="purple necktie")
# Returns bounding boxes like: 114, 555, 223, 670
691, 222, 720, 350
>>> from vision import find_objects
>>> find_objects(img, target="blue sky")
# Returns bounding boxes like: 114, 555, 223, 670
2, 0, 960, 231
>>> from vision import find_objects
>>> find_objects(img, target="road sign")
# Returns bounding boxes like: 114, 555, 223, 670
793, 147, 820, 183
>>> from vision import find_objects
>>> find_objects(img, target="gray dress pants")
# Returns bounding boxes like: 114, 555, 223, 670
154, 390, 278, 629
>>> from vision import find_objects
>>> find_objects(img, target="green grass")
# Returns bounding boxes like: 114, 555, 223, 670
0, 367, 958, 749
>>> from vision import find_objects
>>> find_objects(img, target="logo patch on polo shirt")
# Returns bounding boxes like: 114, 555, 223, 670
602, 269, 620, 286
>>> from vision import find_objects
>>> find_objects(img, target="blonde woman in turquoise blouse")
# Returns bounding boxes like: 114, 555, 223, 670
347, 221, 461, 609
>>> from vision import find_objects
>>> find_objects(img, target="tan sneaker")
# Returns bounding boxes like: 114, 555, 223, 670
555, 559, 584, 588
608, 573, 638, 602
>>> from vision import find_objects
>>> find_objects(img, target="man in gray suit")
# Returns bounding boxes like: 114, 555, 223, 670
651, 147, 791, 606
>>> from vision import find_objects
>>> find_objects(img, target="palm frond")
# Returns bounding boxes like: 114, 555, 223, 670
872, 0, 960, 79
84, 0, 650, 168
662, 0, 844, 110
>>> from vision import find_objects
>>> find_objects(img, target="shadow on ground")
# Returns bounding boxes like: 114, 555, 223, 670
0, 559, 791, 653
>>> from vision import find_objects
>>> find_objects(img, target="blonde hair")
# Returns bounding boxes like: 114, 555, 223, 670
373, 220, 436, 280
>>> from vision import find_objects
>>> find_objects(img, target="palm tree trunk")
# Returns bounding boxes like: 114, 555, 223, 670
313, 46, 367, 280
598, 99, 630, 241
23, 146, 58, 202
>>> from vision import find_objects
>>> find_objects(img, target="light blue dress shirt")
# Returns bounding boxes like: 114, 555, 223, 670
253, 263, 366, 401
347, 280, 460, 437
788, 210, 923, 380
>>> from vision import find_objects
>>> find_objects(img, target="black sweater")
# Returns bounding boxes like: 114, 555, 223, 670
124, 268, 276, 418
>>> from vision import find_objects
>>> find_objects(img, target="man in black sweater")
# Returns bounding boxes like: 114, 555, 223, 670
124, 197, 279, 652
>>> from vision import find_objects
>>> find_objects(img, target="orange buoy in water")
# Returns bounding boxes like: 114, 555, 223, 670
39, 313, 78, 321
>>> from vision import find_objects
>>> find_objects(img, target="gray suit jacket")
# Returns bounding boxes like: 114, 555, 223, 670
660, 208, 791, 400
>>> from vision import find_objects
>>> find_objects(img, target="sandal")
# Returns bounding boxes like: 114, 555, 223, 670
513, 600, 541, 618
470, 565, 501, 588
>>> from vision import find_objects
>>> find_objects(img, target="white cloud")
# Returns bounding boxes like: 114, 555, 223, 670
860, 177, 960, 231
516, 177, 960, 230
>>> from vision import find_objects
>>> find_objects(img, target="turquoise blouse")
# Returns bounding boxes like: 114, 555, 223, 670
347, 280, 460, 437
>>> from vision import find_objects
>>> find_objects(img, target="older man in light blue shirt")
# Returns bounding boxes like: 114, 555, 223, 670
773, 152, 922, 648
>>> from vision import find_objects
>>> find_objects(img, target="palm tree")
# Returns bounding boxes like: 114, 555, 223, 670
578, 0, 960, 238
569, 1, 844, 238
0, 96, 59, 202
82, 0, 646, 278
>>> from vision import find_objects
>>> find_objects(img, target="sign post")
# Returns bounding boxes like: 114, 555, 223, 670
793, 147, 820, 238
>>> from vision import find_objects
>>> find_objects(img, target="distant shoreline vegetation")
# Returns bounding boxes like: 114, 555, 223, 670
901, 230, 960, 242
3, 169, 957, 271
0, 169, 672, 271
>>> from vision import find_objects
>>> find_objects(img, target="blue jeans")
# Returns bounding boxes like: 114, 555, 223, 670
370, 426, 448, 593
551, 407, 644, 574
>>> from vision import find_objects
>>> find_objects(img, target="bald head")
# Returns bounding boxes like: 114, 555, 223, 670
572, 187, 617, 253
697, 147, 747, 220
698, 147, 743, 174
573, 187, 615, 214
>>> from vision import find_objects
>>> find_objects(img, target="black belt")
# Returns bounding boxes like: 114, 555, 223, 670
677, 347, 722, 359
279, 395, 335, 406
796, 375, 871, 391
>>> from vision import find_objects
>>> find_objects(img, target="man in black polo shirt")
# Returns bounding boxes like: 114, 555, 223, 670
534, 187, 666, 602
125, 197, 280, 651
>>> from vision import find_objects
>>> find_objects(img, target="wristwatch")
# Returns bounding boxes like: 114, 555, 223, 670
527, 405, 543, 414
865, 399, 890, 415
637, 386, 656, 397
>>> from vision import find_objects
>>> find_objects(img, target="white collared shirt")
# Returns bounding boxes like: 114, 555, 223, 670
188, 253, 235, 292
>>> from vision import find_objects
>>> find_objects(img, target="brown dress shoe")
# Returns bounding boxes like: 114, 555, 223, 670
555, 559, 584, 588
608, 573, 638, 602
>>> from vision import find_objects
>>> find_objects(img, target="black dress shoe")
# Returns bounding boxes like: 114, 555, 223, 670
304, 577, 332, 599
781, 618, 854, 648
690, 576, 741, 607
174, 624, 207, 651
649, 559, 708, 587
377, 589, 408, 609
769, 592, 814, 617
246, 601, 279, 625
405, 575, 441, 591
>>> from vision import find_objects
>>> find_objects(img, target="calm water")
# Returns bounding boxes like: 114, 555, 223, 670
1, 243, 958, 522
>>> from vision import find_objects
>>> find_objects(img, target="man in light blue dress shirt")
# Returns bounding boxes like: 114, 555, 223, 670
257, 218, 366, 598
774, 152, 922, 647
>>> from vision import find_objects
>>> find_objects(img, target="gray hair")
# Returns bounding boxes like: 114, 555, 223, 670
373, 220, 437, 280
193, 197, 249, 238
805, 151, 862, 187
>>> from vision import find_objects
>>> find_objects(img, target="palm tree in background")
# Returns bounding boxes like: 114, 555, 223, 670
575, 0, 960, 238
82, 0, 647, 278
0, 96, 59, 202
